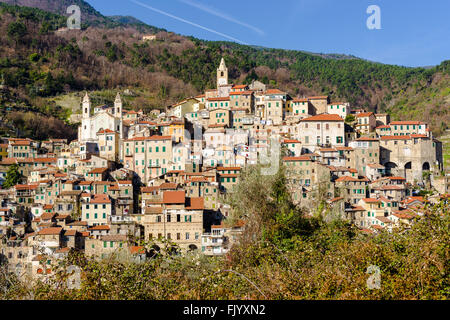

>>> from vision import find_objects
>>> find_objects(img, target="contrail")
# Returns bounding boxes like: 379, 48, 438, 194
128, 0, 248, 44
179, 0, 265, 36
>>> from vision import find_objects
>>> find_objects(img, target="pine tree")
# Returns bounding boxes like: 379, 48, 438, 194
2, 164, 22, 189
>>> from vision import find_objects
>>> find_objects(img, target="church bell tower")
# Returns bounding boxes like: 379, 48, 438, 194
82, 92, 91, 118
217, 57, 228, 88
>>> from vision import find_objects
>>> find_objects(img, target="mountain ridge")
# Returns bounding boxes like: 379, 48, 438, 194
0, 0, 448, 139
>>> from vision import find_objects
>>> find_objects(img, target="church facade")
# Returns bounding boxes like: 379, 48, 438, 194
78, 93, 124, 143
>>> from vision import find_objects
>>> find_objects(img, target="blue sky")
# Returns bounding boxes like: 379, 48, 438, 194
86, 0, 449, 67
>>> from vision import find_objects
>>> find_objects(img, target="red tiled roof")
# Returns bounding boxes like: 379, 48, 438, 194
355, 137, 379, 141
126, 136, 172, 142
381, 135, 411, 140
355, 112, 374, 118
88, 167, 108, 174
207, 97, 230, 101
265, 89, 285, 95
362, 198, 381, 203
88, 225, 110, 231
141, 186, 159, 193
217, 166, 241, 171
282, 156, 312, 161
308, 96, 328, 100
97, 129, 116, 134
38, 227, 62, 235
163, 191, 185, 204
301, 114, 344, 122
390, 121, 424, 125
185, 197, 204, 210
90, 194, 111, 204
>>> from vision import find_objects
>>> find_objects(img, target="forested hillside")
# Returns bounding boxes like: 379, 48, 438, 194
0, 1, 448, 141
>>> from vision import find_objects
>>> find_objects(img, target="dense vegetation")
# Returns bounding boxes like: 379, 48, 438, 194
1, 165, 448, 300
0, 1, 448, 141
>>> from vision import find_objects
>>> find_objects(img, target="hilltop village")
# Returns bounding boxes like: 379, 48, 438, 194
0, 58, 448, 279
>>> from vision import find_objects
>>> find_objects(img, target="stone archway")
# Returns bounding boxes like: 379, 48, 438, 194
404, 161, 412, 181
384, 162, 398, 176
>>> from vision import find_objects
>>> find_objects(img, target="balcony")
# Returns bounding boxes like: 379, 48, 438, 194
110, 215, 133, 223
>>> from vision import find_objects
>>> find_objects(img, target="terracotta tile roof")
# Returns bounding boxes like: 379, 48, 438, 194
381, 135, 411, 140
335, 146, 354, 151
390, 121, 424, 125
301, 114, 344, 122
335, 176, 360, 182
292, 98, 308, 103
125, 136, 172, 142
207, 97, 230, 101
141, 186, 160, 193
185, 197, 204, 210
319, 148, 337, 152
410, 134, 428, 138
232, 84, 248, 89
355, 112, 374, 118
265, 89, 285, 95
308, 96, 328, 100
88, 225, 110, 231
97, 129, 116, 134
64, 230, 77, 236
88, 167, 108, 174
282, 156, 312, 161
90, 194, 111, 204
376, 216, 392, 224
229, 90, 253, 95
355, 137, 379, 141
163, 190, 185, 204
14, 184, 38, 190
283, 139, 301, 144
38, 227, 62, 235
362, 198, 381, 203
159, 182, 178, 190
217, 166, 242, 171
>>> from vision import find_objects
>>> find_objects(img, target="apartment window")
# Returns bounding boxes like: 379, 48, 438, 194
177, 214, 181, 222
167, 214, 171, 222
185, 233, 190, 240
177, 233, 181, 240
167, 233, 171, 240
